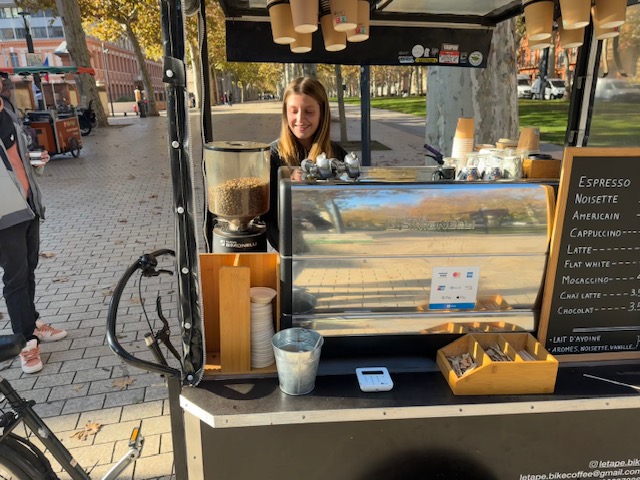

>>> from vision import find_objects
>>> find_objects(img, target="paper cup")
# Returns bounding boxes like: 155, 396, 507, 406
592, 6, 621, 39
523, 0, 555, 41
320, 14, 346, 51
558, 19, 584, 49
267, 0, 296, 45
290, 31, 313, 53
559, 0, 591, 29
455, 117, 474, 139
451, 138, 474, 159
347, 0, 370, 42
518, 127, 541, 154
330, 0, 358, 32
593, 0, 627, 29
529, 37, 552, 50
290, 0, 318, 34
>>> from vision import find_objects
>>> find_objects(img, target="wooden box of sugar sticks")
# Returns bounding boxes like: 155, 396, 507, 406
436, 333, 559, 395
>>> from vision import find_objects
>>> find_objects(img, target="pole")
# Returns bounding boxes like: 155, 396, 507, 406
19, 11, 44, 110
102, 43, 115, 117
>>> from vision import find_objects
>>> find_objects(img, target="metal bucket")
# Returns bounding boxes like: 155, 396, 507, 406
272, 328, 324, 395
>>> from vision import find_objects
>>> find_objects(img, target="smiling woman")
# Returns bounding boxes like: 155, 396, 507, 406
264, 76, 348, 250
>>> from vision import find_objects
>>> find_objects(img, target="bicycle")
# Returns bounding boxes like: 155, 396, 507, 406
0, 248, 184, 479
0, 334, 144, 479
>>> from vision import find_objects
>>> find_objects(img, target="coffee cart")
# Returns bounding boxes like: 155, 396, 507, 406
106, 1, 640, 479
0, 66, 95, 157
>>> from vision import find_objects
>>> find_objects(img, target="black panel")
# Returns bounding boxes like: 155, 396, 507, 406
226, 21, 493, 67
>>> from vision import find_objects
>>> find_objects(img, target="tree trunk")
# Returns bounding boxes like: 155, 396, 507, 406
303, 64, 317, 78
189, 41, 202, 108
125, 23, 158, 116
55, 0, 108, 127
426, 18, 518, 157
335, 64, 348, 143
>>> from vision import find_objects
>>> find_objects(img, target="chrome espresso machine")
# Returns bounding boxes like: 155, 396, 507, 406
277, 164, 555, 339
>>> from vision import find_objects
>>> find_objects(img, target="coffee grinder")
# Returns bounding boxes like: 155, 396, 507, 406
204, 141, 270, 252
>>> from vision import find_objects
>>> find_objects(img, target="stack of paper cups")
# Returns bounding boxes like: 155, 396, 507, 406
593, 0, 627, 29
451, 117, 475, 159
267, 0, 297, 45
523, 0, 555, 41
290, 0, 319, 33
592, 6, 621, 40
559, 0, 591, 30
558, 17, 584, 49
517, 127, 540, 154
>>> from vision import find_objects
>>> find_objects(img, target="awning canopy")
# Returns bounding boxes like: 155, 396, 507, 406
0, 66, 96, 76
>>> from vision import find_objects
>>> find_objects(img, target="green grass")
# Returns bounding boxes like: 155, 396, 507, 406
335, 95, 640, 146
336, 96, 572, 145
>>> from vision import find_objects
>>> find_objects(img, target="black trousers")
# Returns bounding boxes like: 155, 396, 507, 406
0, 217, 40, 342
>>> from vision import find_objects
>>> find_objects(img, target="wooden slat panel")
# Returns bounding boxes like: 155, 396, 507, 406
219, 266, 251, 372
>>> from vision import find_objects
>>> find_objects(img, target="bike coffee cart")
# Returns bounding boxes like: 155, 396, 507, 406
106, 1, 640, 479
0, 66, 95, 157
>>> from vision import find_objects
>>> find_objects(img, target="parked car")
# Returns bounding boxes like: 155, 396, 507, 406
595, 78, 640, 101
544, 78, 566, 100
517, 75, 532, 99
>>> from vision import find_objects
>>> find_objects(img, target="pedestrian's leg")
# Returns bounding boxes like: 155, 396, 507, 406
26, 217, 40, 323
0, 220, 38, 341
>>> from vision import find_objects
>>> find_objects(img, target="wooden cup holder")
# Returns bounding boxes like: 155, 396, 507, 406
436, 333, 559, 395
199, 252, 280, 376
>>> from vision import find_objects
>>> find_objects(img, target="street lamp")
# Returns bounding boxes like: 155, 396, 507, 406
101, 43, 115, 117
18, 10, 45, 110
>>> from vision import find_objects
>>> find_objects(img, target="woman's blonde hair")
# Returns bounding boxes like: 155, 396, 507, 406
277, 77, 334, 166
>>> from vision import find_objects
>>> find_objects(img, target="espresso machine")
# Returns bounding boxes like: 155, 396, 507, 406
204, 141, 270, 252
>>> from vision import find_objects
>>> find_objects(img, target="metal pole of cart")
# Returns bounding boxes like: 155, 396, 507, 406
159, 0, 205, 477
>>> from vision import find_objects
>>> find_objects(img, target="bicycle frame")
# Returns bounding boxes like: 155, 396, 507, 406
0, 374, 143, 480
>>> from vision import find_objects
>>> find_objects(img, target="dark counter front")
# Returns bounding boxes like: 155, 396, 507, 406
181, 362, 640, 480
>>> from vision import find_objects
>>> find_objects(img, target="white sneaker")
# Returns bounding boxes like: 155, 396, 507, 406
34, 320, 68, 342
20, 339, 43, 374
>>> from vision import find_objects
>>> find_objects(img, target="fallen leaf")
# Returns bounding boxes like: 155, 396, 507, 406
113, 240, 124, 245
113, 377, 135, 390
52, 276, 70, 283
134, 239, 146, 244
150, 194, 158, 199
70, 421, 102, 441
127, 174, 136, 180
118, 218, 128, 223
138, 200, 147, 204
39, 252, 56, 259
101, 289, 114, 297
129, 297, 142, 304
73, 384, 84, 392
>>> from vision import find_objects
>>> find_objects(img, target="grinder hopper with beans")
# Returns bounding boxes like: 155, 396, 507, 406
204, 141, 271, 252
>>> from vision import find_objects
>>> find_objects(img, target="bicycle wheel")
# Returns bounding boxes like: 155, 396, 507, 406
0, 435, 57, 479
68, 137, 81, 158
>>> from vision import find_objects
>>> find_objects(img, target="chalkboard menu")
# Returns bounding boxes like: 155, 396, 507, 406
539, 148, 640, 361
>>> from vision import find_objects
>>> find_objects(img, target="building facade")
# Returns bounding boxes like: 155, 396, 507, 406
0, 2, 163, 110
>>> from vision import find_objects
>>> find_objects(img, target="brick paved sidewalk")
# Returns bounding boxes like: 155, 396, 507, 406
0, 101, 426, 479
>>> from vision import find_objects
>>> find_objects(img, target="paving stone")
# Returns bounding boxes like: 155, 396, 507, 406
121, 399, 165, 422
59, 357, 99, 373
62, 394, 106, 415
103, 388, 146, 409
71, 368, 112, 386
48, 348, 85, 363
34, 371, 75, 389
140, 415, 172, 436
49, 382, 90, 402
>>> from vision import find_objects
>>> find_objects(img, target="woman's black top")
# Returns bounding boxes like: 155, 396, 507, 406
264, 140, 348, 251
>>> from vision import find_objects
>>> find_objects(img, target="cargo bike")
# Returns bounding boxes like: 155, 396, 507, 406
106, 1, 640, 479
0, 66, 96, 157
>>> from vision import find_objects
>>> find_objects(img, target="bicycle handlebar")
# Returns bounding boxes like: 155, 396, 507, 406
106, 249, 181, 378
